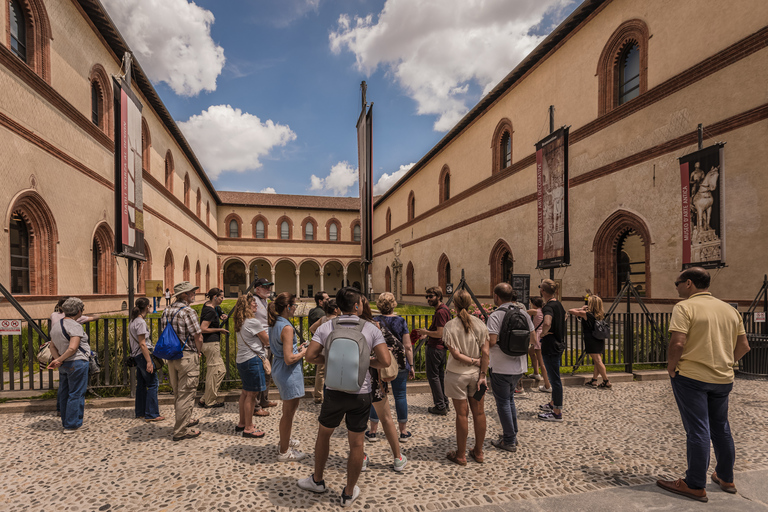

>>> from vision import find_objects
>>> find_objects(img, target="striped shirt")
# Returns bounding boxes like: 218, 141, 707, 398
160, 301, 202, 352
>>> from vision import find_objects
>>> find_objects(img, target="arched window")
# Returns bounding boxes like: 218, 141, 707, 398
196, 188, 201, 217
206, 201, 210, 227
164, 151, 174, 192
438, 254, 451, 295
229, 219, 239, 238
92, 223, 115, 294
441, 167, 451, 203
352, 222, 361, 242
327, 219, 340, 241
88, 64, 113, 137
225, 214, 242, 238
489, 239, 514, 293
205, 264, 210, 291
491, 118, 514, 174
164, 249, 174, 291
92, 239, 99, 294
141, 118, 151, 173
255, 220, 266, 239
593, 210, 652, 298
302, 217, 317, 241
9, 0, 27, 61
385, 266, 391, 292
6, 0, 52, 82
385, 208, 391, 233
281, 221, 290, 239
195, 261, 201, 288
10, 213, 30, 294
407, 191, 415, 221
597, 19, 649, 116
183, 174, 191, 208
183, 256, 190, 282
7, 192, 57, 295
406, 262, 414, 295
91, 81, 101, 127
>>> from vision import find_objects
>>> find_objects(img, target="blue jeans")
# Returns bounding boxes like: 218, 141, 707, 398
134, 355, 160, 419
58, 359, 89, 429
670, 373, 735, 489
370, 368, 409, 423
489, 369, 523, 445
542, 353, 563, 409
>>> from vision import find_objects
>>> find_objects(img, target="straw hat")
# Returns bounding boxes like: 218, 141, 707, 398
172, 281, 199, 298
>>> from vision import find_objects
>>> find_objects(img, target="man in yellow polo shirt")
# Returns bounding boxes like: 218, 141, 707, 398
657, 267, 749, 503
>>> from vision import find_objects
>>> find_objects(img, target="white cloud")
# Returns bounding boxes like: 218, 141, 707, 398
259, 187, 277, 194
178, 105, 297, 179
309, 161, 358, 196
330, 0, 574, 131
102, 0, 225, 96
374, 163, 414, 195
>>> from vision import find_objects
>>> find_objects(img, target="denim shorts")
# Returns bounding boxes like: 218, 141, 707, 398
237, 356, 266, 392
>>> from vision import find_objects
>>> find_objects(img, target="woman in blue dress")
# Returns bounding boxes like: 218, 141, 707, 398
268, 292, 308, 461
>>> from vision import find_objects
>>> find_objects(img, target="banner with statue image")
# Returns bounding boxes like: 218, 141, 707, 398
679, 144, 725, 269
536, 126, 570, 269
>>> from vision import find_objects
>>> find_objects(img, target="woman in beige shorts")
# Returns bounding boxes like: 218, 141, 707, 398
442, 290, 490, 465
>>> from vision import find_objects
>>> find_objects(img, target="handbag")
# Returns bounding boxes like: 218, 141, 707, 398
37, 342, 53, 367
379, 348, 399, 382
259, 354, 272, 375
60, 319, 101, 374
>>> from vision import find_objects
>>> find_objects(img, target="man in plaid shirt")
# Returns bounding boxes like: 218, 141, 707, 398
161, 281, 204, 441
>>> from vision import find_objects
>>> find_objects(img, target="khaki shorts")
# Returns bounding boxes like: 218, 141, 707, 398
445, 371, 480, 400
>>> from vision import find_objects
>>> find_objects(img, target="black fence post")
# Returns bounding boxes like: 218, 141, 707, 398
624, 292, 633, 374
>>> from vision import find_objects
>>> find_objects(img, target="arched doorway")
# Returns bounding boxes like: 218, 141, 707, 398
346, 261, 363, 292
438, 254, 451, 295
323, 260, 344, 294
249, 258, 271, 288
299, 259, 321, 298
385, 266, 392, 292
164, 249, 174, 292
593, 210, 652, 298
274, 259, 297, 296
223, 259, 247, 297
489, 239, 514, 293
406, 262, 414, 295
92, 223, 115, 294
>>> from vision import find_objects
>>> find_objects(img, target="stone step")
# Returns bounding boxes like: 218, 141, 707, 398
633, 369, 669, 381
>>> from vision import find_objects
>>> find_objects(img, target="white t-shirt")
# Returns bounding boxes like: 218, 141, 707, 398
129, 317, 152, 357
311, 315, 385, 394
236, 318, 267, 364
50, 317, 91, 362
487, 302, 532, 375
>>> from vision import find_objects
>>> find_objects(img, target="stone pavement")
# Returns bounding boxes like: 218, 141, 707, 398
1, 379, 767, 511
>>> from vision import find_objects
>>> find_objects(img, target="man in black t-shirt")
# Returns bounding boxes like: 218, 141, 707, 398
537, 279, 566, 423
308, 291, 329, 403
308, 291, 329, 327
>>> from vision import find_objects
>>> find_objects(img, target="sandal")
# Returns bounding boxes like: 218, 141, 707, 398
242, 430, 266, 438
187, 419, 199, 428
585, 378, 598, 387
469, 448, 484, 463
172, 429, 201, 442
598, 380, 612, 389
264, 401, 279, 408
254, 409, 270, 417
446, 450, 467, 466
145, 416, 165, 422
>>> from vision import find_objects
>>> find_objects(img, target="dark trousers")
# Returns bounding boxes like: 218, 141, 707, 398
542, 353, 563, 409
670, 373, 735, 489
426, 346, 449, 410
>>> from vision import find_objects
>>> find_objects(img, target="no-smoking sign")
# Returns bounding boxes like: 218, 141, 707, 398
0, 320, 22, 335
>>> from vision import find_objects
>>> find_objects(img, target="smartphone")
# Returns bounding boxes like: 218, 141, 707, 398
472, 382, 487, 401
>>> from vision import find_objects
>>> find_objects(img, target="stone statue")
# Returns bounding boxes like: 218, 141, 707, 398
692, 165, 719, 233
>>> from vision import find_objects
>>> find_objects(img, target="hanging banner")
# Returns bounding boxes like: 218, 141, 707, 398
536, 126, 569, 269
113, 77, 145, 260
679, 144, 725, 269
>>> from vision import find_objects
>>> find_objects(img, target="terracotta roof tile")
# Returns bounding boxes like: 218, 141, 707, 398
218, 191, 361, 211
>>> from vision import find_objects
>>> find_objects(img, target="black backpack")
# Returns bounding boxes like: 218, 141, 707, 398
592, 318, 610, 340
496, 306, 532, 357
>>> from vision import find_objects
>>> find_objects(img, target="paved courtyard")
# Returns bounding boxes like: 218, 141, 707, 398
1, 379, 767, 511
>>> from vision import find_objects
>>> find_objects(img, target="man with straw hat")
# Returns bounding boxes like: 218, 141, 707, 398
161, 281, 204, 441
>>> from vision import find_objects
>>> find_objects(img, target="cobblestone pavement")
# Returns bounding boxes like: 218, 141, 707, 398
1, 379, 767, 512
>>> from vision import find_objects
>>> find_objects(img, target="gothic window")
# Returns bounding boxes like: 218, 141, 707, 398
255, 220, 265, 239
9, 0, 27, 61
281, 221, 290, 239
618, 43, 640, 105
10, 213, 30, 294
329, 222, 338, 241
597, 19, 649, 115
352, 223, 361, 242
229, 219, 239, 238
305, 222, 314, 240
491, 118, 514, 174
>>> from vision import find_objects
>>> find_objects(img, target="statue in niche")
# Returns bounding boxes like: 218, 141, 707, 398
392, 239, 403, 301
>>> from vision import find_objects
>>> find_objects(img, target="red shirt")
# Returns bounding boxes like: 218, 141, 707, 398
427, 304, 451, 349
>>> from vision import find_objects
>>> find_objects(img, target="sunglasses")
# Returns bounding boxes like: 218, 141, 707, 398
425, 294, 435, 299
674, 280, 687, 287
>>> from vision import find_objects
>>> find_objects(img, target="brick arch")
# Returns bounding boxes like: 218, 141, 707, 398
301, 216, 318, 240
597, 19, 650, 116
141, 118, 151, 174
326, 217, 341, 241
593, 209, 652, 298
439, 165, 451, 204
322, 258, 344, 270
164, 248, 174, 290
252, 214, 269, 239
248, 257, 273, 272
182, 255, 190, 282
384, 265, 391, 292
196, 188, 201, 217
6, 190, 58, 294
277, 215, 294, 240
164, 150, 174, 192
89, 63, 113, 138
437, 253, 451, 295
273, 257, 297, 268
407, 191, 415, 221
489, 239, 514, 294
224, 212, 243, 238
92, 222, 116, 294
350, 219, 361, 242
222, 256, 248, 268
5, 0, 52, 83
406, 261, 414, 295
491, 117, 514, 174
385, 208, 391, 233
137, 240, 151, 294
183, 173, 191, 208
195, 260, 201, 289
298, 257, 321, 269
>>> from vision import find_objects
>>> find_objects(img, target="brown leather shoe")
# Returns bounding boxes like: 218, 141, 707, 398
712, 472, 737, 494
656, 478, 708, 502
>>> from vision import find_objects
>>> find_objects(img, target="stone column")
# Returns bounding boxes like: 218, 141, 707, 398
295, 269, 301, 298
320, 266, 325, 292
245, 269, 250, 290
343, 269, 348, 288
271, 269, 276, 288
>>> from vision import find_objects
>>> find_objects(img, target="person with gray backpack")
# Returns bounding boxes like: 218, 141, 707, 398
299, 287, 391, 507
486, 283, 535, 452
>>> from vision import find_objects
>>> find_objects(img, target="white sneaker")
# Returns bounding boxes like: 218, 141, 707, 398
277, 448, 307, 462
63, 425, 87, 434
297, 474, 327, 493
289, 438, 301, 448
393, 453, 407, 472
539, 385, 552, 393
361, 453, 369, 471
340, 485, 360, 507
533, 373, 543, 381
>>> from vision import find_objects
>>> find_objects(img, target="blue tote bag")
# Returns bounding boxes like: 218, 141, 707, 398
153, 308, 189, 360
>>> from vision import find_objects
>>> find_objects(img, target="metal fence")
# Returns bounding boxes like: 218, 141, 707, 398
3, 310, 766, 393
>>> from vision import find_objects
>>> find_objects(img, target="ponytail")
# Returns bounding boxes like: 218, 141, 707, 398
540, 279, 559, 297
206, 287, 223, 301
130, 297, 150, 321
453, 290, 473, 333
268, 292, 295, 327
267, 302, 278, 327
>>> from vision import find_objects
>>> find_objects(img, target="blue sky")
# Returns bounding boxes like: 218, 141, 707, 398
102, 0, 579, 197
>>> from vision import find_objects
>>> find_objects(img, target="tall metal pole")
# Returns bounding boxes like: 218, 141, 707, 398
625, 280, 633, 374
127, 259, 135, 313
549, 105, 555, 282
763, 274, 767, 336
